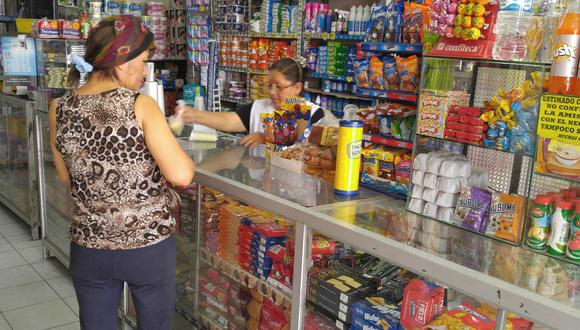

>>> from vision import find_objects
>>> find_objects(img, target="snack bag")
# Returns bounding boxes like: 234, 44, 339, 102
362, 146, 381, 177
396, 55, 419, 92
394, 152, 412, 184
261, 112, 275, 143
366, 4, 388, 42
403, 3, 430, 44
273, 110, 297, 146
401, 279, 446, 329
383, 56, 399, 90
485, 193, 524, 242
369, 56, 385, 90
453, 187, 492, 233
427, 302, 495, 330
385, 0, 405, 43
354, 58, 371, 88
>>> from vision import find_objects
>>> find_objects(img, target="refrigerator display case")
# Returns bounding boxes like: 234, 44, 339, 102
0, 93, 39, 238
34, 38, 86, 264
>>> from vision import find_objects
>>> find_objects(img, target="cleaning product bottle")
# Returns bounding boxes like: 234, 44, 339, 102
547, 0, 580, 95
547, 199, 575, 256
566, 203, 580, 260
355, 5, 363, 36
362, 5, 371, 36
348, 6, 356, 35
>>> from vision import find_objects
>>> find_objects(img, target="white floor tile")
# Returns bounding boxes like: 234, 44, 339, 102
0, 223, 28, 238
62, 296, 78, 316
5, 233, 42, 250
47, 276, 76, 298
3, 299, 77, 330
0, 237, 13, 254
0, 280, 59, 312
0, 251, 27, 271
0, 265, 42, 290
0, 314, 10, 330
31, 259, 69, 280
48, 322, 80, 330
17, 245, 43, 264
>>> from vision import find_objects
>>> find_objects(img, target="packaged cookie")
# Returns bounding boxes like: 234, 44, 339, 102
369, 56, 385, 90
453, 187, 492, 233
485, 193, 524, 242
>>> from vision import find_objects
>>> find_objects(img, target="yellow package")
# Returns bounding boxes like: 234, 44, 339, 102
378, 149, 405, 181
362, 147, 381, 177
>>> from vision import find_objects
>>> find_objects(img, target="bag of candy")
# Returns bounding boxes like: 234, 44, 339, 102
261, 112, 275, 143
396, 55, 419, 92
354, 57, 370, 88
385, 0, 404, 43
403, 3, 430, 44
366, 4, 388, 42
369, 56, 385, 90
382, 56, 399, 90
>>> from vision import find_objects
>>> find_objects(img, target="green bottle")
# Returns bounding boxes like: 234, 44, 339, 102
547, 199, 575, 256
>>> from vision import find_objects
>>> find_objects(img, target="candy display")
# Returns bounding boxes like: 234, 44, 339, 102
354, 54, 420, 93
428, 0, 493, 41
186, 10, 210, 64
219, 35, 250, 67
444, 105, 488, 145
250, 38, 296, 70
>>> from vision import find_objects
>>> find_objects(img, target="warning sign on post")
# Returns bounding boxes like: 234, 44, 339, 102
537, 94, 580, 145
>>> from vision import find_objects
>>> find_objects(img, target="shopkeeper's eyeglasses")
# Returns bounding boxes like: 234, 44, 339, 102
268, 83, 295, 92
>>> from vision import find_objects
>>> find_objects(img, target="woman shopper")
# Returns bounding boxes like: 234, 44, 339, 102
178, 57, 325, 147
49, 15, 194, 330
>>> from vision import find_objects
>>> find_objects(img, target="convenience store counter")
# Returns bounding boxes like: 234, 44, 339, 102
181, 134, 580, 329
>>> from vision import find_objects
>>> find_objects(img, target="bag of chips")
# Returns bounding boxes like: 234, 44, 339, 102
396, 55, 419, 92
354, 57, 370, 88
383, 56, 399, 90
369, 56, 385, 90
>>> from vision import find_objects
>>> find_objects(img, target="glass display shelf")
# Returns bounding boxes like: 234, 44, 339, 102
424, 54, 552, 68
178, 135, 382, 208
183, 133, 580, 328
308, 72, 354, 83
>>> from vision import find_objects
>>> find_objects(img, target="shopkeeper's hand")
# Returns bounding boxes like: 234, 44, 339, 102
240, 133, 266, 147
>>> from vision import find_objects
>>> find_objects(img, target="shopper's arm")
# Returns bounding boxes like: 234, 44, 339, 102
136, 95, 195, 186
179, 106, 246, 132
48, 99, 70, 185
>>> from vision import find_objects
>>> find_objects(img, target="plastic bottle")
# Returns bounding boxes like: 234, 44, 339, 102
566, 203, 580, 260
304, 3, 312, 33
547, 199, 575, 256
311, 3, 320, 34
526, 195, 554, 250
548, 0, 580, 95
492, 0, 534, 61
354, 5, 363, 36
348, 6, 356, 35
362, 5, 371, 36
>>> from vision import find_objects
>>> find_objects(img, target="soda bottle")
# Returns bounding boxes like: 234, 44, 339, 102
548, 0, 580, 95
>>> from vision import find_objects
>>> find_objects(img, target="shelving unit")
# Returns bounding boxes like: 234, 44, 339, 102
363, 134, 414, 150
353, 86, 418, 103
304, 87, 371, 101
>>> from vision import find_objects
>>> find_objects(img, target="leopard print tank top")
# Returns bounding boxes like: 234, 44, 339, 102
56, 87, 174, 249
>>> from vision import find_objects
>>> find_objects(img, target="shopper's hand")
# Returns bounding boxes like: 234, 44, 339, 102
240, 133, 266, 147
174, 105, 200, 123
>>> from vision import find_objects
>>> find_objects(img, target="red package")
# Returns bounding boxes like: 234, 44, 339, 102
36, 19, 61, 38
259, 299, 288, 330
457, 107, 483, 116
311, 236, 336, 255
460, 115, 486, 126
448, 105, 460, 114
401, 279, 446, 329
444, 128, 456, 138
446, 122, 486, 134
61, 20, 81, 39
266, 245, 286, 262
455, 131, 485, 143
255, 223, 287, 238
446, 114, 461, 122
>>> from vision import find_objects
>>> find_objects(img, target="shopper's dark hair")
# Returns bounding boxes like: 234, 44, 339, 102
67, 20, 119, 87
269, 57, 307, 89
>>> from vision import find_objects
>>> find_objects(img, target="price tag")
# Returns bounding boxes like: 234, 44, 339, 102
346, 77, 353, 83
330, 32, 336, 40
322, 32, 328, 40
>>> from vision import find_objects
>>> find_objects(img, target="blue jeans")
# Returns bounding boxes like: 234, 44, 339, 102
70, 236, 176, 330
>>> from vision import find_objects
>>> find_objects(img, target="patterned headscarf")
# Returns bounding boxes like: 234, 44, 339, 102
92, 15, 154, 70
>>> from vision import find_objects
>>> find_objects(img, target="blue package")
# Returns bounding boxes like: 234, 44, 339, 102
385, 0, 404, 43
351, 297, 400, 330
382, 56, 399, 90
365, 4, 388, 42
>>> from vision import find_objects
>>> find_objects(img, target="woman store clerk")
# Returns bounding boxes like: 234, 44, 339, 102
178, 57, 325, 147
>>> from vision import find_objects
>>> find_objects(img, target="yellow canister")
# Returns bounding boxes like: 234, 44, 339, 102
334, 120, 364, 196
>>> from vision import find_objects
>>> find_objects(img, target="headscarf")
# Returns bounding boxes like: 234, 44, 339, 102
92, 15, 154, 70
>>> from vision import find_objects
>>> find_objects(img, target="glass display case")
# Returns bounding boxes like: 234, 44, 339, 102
409, 56, 550, 245
177, 133, 580, 329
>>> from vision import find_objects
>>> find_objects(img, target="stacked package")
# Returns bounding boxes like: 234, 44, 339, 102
250, 75, 269, 100
409, 151, 489, 223
218, 203, 254, 262
219, 35, 250, 67
259, 0, 271, 33
186, 14, 211, 65
167, 9, 187, 59
201, 189, 229, 254
444, 106, 488, 145
259, 298, 289, 330
351, 297, 400, 330
400, 279, 446, 329
143, 15, 168, 60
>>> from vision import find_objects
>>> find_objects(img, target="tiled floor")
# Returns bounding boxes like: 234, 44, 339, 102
0, 206, 194, 330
